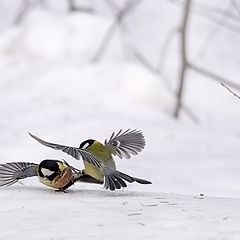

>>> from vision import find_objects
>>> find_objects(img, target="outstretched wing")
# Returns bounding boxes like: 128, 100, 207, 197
29, 133, 102, 169
0, 162, 38, 187
104, 129, 145, 159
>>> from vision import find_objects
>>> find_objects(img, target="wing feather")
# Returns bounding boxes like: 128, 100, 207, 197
105, 129, 145, 159
0, 162, 38, 187
29, 133, 102, 169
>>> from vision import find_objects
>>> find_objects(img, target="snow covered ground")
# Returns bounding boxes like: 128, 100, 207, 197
1, 185, 240, 240
0, 0, 240, 239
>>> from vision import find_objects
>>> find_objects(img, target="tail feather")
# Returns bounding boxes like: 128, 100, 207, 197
105, 174, 125, 191
118, 172, 134, 183
0, 162, 38, 187
106, 176, 115, 190
114, 176, 127, 188
132, 177, 152, 185
104, 171, 151, 191
104, 175, 111, 190
109, 175, 121, 190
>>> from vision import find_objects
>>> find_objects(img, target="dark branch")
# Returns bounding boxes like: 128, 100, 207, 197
174, 0, 192, 118
221, 83, 240, 100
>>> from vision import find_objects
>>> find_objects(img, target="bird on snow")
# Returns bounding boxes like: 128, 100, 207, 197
0, 159, 102, 191
29, 129, 152, 191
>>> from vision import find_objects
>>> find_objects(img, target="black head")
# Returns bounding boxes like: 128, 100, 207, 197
79, 139, 95, 149
38, 160, 61, 181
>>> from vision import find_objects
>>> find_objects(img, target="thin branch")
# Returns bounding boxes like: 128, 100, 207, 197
231, 0, 240, 16
157, 28, 180, 73
221, 82, 240, 100
130, 47, 175, 93
170, 0, 240, 34
131, 49, 158, 73
189, 63, 240, 91
193, 3, 233, 60
171, 0, 240, 22
91, 20, 118, 62
193, 8, 240, 34
13, 0, 44, 25
194, 1, 240, 23
130, 47, 199, 122
13, 0, 31, 25
68, 0, 76, 11
92, 0, 143, 62
174, 0, 192, 118
68, 0, 94, 13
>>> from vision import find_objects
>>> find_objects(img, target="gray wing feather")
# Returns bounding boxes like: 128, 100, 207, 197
29, 133, 102, 169
104, 129, 145, 159
0, 162, 38, 187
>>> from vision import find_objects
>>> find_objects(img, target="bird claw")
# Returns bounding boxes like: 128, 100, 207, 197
55, 188, 68, 193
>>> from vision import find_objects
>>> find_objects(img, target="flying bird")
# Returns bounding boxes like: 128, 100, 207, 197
29, 129, 151, 191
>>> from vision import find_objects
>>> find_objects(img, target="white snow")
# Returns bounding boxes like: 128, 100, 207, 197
0, 0, 240, 239
1, 184, 240, 240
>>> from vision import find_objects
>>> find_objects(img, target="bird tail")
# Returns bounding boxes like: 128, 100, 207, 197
0, 162, 38, 187
104, 170, 151, 191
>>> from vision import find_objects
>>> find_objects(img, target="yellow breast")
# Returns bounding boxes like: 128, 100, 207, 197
84, 162, 104, 181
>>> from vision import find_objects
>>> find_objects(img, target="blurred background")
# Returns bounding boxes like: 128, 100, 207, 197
0, 0, 240, 198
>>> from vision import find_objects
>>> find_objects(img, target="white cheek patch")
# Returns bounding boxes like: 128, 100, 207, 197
81, 142, 90, 149
41, 168, 55, 177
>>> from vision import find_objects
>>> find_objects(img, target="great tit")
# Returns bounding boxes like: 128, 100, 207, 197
29, 129, 152, 191
0, 159, 102, 191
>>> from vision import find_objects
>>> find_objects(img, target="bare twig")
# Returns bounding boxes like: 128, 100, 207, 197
13, 0, 44, 25
91, 20, 118, 62
68, 0, 76, 11
92, 0, 143, 62
189, 63, 240, 91
171, 0, 240, 22
193, 3, 233, 60
221, 82, 240, 100
131, 49, 158, 73
68, 0, 94, 12
157, 28, 180, 73
193, 8, 240, 34
231, 0, 240, 16
174, 0, 192, 118
170, 0, 240, 34
130, 47, 199, 122
13, 0, 31, 24
194, 1, 240, 23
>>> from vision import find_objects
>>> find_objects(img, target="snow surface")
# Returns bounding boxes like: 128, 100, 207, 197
1, 1, 240, 239
1, 185, 240, 240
